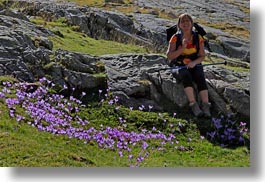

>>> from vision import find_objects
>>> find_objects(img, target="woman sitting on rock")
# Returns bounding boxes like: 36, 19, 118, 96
166, 13, 211, 118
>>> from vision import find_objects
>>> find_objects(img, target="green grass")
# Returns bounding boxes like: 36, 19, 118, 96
0, 107, 250, 167
30, 17, 148, 56
66, 0, 105, 7
0, 113, 120, 167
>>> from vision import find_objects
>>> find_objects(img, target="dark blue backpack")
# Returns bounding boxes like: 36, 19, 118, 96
166, 22, 206, 41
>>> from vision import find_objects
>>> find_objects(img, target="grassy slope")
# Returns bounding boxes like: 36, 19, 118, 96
31, 17, 148, 56
0, 99, 250, 167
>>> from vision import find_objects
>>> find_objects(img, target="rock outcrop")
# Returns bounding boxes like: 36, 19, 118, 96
0, 0, 250, 120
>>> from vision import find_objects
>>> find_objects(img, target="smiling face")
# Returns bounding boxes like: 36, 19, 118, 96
178, 14, 193, 32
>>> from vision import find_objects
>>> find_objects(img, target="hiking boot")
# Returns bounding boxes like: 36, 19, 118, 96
201, 102, 211, 118
189, 102, 203, 117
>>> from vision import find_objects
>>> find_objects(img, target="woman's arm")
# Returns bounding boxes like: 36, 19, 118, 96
166, 36, 186, 61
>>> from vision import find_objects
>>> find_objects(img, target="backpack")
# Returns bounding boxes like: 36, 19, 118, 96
166, 22, 206, 40
166, 22, 211, 67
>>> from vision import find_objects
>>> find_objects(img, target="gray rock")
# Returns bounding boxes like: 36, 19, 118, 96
224, 87, 250, 117
101, 53, 249, 118
0, 2, 250, 120
6, 0, 249, 61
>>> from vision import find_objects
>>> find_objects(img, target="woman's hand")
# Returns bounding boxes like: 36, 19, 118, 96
187, 61, 197, 69
182, 38, 188, 48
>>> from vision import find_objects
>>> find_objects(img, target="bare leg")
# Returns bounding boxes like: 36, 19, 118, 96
199, 90, 209, 103
199, 90, 211, 117
184, 87, 196, 104
185, 87, 203, 117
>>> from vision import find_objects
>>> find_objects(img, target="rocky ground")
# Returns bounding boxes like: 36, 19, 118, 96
0, 0, 250, 120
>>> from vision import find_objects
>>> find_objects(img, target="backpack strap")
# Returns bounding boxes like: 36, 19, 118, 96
192, 31, 200, 54
175, 32, 182, 50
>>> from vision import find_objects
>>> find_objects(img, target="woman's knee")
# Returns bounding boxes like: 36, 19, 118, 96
179, 70, 193, 86
179, 69, 191, 80
197, 81, 208, 92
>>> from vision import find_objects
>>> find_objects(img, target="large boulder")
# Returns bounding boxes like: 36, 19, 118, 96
100, 53, 250, 119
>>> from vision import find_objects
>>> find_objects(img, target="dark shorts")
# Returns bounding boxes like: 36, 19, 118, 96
173, 65, 208, 92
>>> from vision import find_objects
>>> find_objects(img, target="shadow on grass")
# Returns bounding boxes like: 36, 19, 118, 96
165, 104, 250, 151
195, 113, 250, 151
